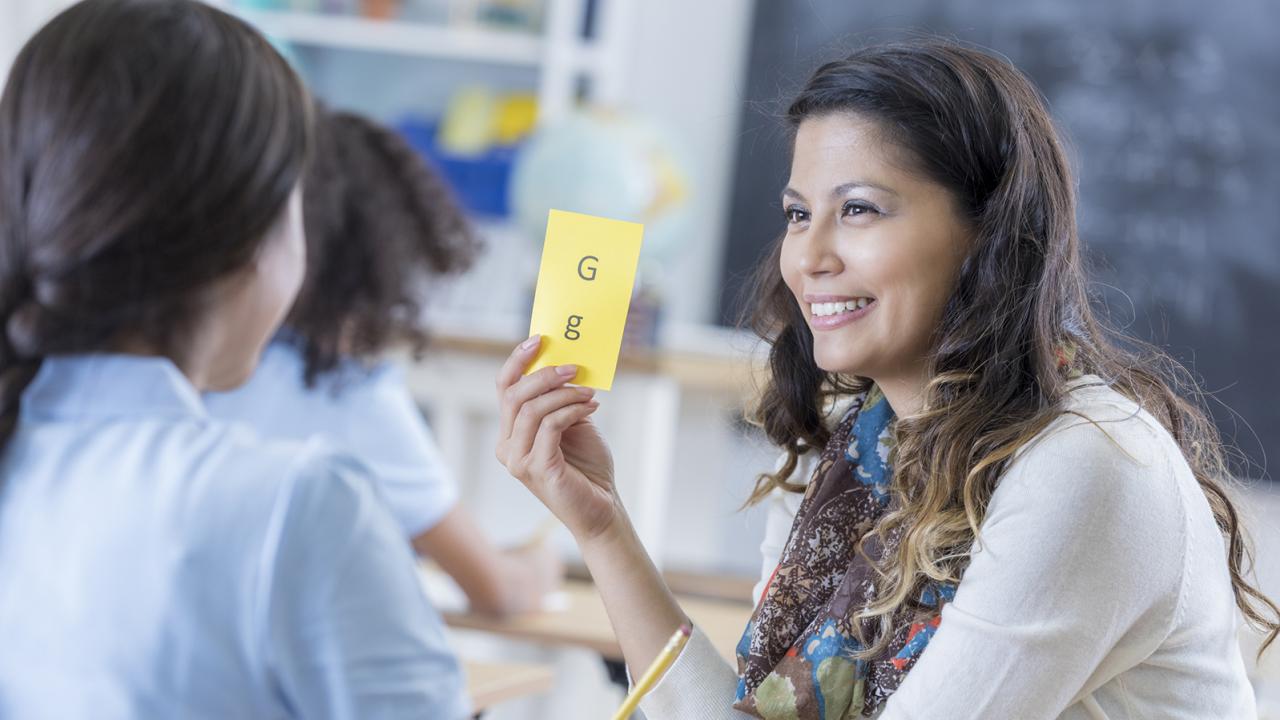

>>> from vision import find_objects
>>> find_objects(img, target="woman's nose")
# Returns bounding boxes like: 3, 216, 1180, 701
795, 223, 843, 277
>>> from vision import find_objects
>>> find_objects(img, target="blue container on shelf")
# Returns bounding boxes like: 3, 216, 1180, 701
396, 119, 516, 219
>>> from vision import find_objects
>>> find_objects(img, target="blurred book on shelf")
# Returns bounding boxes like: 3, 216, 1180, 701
230, 0, 546, 30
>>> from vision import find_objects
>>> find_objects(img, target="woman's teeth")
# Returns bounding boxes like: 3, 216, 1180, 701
810, 299, 872, 317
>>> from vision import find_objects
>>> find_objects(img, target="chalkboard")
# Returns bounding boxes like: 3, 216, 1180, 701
718, 0, 1280, 477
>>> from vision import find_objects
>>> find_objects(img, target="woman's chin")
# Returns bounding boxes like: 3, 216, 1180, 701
812, 350, 869, 378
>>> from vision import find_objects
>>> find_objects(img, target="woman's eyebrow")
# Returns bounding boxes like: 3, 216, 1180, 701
782, 181, 898, 203
781, 187, 806, 203
832, 180, 897, 198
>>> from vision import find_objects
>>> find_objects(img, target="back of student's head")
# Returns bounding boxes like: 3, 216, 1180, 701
288, 108, 480, 387
0, 0, 312, 446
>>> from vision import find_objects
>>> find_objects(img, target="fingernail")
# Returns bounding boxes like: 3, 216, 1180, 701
520, 335, 541, 350
555, 365, 578, 377
577, 387, 595, 398
585, 400, 600, 410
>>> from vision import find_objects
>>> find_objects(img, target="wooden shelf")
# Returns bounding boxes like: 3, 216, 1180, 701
233, 8, 545, 66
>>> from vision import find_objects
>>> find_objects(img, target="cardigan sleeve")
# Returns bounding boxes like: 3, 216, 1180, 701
637, 626, 751, 719
639, 462, 811, 719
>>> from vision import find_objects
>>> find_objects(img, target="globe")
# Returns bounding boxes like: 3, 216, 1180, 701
509, 110, 691, 264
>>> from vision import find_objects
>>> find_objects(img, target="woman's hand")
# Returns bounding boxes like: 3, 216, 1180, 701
495, 336, 622, 543
498, 336, 690, 675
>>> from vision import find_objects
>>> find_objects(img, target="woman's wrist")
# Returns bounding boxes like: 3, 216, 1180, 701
566, 489, 629, 548
577, 501, 640, 562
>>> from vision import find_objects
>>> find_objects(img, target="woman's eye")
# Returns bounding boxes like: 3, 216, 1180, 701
842, 200, 879, 218
784, 206, 810, 224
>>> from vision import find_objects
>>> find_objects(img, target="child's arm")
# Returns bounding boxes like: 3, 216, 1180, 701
412, 505, 563, 618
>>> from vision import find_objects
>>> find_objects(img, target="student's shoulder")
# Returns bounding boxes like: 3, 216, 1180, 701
247, 334, 393, 395
200, 419, 376, 508
155, 421, 380, 572
222, 416, 368, 475
328, 357, 409, 403
314, 360, 432, 447
240, 338, 407, 414
220, 425, 394, 546
289, 346, 408, 411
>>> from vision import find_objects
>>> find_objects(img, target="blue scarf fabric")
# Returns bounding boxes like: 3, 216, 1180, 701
733, 387, 956, 719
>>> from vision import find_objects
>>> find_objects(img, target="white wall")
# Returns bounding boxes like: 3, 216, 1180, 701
0, 0, 76, 79
614, 0, 755, 325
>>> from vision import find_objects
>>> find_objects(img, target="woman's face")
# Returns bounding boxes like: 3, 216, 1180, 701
780, 113, 972, 387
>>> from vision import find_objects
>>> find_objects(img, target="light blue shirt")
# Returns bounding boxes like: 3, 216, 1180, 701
0, 354, 470, 719
205, 338, 458, 539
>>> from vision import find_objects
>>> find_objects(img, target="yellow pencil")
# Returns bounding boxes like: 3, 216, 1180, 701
610, 623, 692, 720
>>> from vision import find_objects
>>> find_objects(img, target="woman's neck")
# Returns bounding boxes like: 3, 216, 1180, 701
872, 366, 929, 418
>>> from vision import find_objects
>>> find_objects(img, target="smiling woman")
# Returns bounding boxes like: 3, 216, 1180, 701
491, 38, 1276, 720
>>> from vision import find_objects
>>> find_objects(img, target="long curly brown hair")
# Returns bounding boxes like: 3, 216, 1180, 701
745, 39, 1279, 659
287, 108, 482, 386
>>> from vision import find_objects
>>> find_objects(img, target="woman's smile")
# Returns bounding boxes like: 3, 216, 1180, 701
805, 293, 878, 330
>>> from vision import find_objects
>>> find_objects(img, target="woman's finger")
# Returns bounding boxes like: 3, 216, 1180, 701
499, 364, 581, 439
530, 400, 599, 471
496, 335, 543, 399
506, 384, 595, 462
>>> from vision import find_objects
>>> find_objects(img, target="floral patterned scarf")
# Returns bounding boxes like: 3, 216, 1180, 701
733, 386, 955, 719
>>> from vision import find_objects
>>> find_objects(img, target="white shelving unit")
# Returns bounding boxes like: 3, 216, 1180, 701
232, 8, 546, 66
212, 0, 634, 125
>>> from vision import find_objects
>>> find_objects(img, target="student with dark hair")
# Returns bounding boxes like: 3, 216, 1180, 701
494, 40, 1273, 718
207, 107, 564, 618
0, 1, 467, 717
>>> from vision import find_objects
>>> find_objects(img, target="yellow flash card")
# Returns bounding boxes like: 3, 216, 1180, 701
526, 209, 644, 390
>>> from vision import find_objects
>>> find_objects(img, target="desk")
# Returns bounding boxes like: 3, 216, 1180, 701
444, 578, 752, 664
465, 660, 555, 715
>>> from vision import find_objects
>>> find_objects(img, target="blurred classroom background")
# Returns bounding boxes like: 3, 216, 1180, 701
2, 0, 1277, 717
